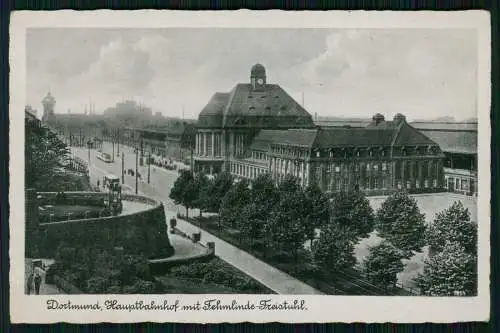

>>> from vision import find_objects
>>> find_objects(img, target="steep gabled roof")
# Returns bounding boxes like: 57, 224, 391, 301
197, 92, 229, 128
392, 122, 438, 146
313, 127, 395, 148
252, 129, 318, 149
197, 83, 313, 129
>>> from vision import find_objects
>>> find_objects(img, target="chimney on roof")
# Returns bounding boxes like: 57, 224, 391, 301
372, 113, 385, 125
393, 113, 406, 125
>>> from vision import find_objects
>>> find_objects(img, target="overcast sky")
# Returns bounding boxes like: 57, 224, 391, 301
26, 28, 477, 121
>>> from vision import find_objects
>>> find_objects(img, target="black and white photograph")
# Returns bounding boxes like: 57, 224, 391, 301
10, 10, 490, 323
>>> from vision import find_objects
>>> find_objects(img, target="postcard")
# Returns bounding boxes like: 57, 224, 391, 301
9, 9, 490, 323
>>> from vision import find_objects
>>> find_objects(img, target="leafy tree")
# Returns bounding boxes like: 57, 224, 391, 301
425, 201, 477, 256
169, 170, 197, 218
237, 202, 266, 248
192, 172, 211, 217
304, 183, 331, 246
330, 190, 375, 240
251, 173, 280, 210
416, 241, 477, 296
220, 179, 251, 228
376, 191, 426, 257
200, 172, 234, 215
265, 186, 310, 264
278, 174, 302, 196
311, 223, 357, 277
362, 241, 404, 289
25, 117, 72, 190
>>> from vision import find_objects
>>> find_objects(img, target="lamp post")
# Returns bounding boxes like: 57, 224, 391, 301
121, 151, 125, 184
135, 148, 139, 194
147, 152, 151, 184
112, 131, 115, 162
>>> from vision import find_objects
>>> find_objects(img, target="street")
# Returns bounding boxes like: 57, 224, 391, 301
72, 142, 323, 295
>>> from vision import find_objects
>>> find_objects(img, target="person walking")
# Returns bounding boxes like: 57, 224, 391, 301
34, 272, 42, 295
26, 271, 34, 295
97, 179, 100, 187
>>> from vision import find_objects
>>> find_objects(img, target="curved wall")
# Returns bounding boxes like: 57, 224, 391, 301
28, 192, 174, 260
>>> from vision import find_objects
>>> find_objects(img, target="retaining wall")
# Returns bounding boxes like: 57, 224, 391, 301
29, 192, 174, 260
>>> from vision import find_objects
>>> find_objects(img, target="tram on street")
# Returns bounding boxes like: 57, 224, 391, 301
96, 150, 113, 163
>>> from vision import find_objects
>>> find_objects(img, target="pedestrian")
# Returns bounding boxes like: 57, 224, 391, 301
97, 179, 100, 187
27, 271, 34, 295
34, 272, 42, 295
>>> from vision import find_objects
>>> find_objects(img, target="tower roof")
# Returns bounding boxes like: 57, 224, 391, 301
197, 83, 313, 129
42, 92, 55, 105
250, 63, 266, 77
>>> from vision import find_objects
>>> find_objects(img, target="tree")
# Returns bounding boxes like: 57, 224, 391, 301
202, 171, 234, 214
220, 179, 251, 228
169, 170, 197, 218
311, 223, 357, 277
425, 201, 477, 256
362, 241, 404, 289
416, 241, 477, 296
278, 174, 302, 196
376, 191, 426, 257
330, 190, 375, 240
251, 172, 280, 209
25, 117, 72, 190
193, 172, 211, 217
304, 183, 331, 246
265, 188, 309, 264
237, 202, 266, 247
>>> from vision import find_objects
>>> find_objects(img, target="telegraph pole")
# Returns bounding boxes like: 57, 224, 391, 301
117, 129, 120, 155
147, 152, 151, 184
121, 152, 125, 184
135, 148, 139, 194
112, 131, 115, 162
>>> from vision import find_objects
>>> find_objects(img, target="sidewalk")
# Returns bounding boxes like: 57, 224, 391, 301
25, 259, 61, 295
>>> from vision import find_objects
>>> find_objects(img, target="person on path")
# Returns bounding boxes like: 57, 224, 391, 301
34, 272, 42, 295
97, 179, 100, 187
26, 272, 34, 295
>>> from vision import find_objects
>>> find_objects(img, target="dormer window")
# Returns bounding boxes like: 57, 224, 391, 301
316, 151, 320, 158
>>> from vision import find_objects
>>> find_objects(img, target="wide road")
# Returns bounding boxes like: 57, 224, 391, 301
72, 143, 323, 295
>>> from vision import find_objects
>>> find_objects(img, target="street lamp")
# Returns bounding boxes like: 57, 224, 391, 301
134, 147, 139, 194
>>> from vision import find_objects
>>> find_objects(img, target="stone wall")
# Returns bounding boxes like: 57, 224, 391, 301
27, 192, 174, 260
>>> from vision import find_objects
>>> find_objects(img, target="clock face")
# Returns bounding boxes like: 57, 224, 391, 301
257, 78, 264, 85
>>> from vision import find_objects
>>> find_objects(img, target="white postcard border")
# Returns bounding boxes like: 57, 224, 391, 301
9, 10, 491, 323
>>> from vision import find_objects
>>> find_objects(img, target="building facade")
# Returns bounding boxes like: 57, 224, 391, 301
123, 124, 196, 163
232, 114, 445, 195
194, 64, 446, 195
194, 64, 315, 174
412, 122, 477, 196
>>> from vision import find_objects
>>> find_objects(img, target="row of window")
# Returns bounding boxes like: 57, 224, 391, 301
251, 151, 269, 161
446, 176, 476, 194
231, 163, 266, 179
196, 132, 222, 157
272, 146, 438, 159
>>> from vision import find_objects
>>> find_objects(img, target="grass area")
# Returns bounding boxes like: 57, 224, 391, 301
159, 257, 273, 294
185, 215, 408, 296
39, 205, 103, 216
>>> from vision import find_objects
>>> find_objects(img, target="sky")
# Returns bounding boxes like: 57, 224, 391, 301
26, 28, 477, 121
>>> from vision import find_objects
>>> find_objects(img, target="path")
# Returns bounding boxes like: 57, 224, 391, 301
25, 259, 61, 295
